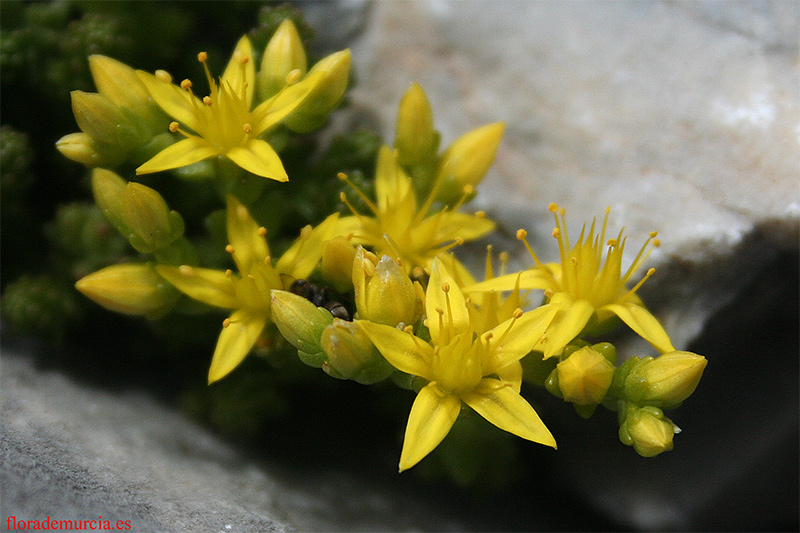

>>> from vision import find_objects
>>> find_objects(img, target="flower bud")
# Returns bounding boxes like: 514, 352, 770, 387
259, 19, 308, 101
320, 236, 357, 293
394, 82, 439, 167
56, 132, 118, 167
353, 249, 417, 326
321, 319, 393, 384
75, 263, 179, 317
619, 404, 676, 457
90, 168, 130, 234
556, 345, 616, 405
123, 182, 184, 253
71, 90, 149, 148
434, 122, 504, 205
284, 49, 351, 133
626, 351, 707, 409
88, 54, 163, 129
270, 289, 333, 364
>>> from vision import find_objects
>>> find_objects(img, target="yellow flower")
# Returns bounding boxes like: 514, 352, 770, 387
136, 36, 316, 180
359, 258, 557, 471
337, 146, 494, 274
157, 195, 340, 383
465, 204, 674, 358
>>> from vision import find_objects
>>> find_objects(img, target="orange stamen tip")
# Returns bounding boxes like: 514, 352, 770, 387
441, 282, 451, 293
197, 51, 208, 62
435, 307, 445, 316
225, 244, 235, 254
168, 121, 180, 133
257, 227, 267, 237
336, 172, 348, 181
462, 184, 474, 195
552, 227, 561, 238
222, 318, 231, 328
607, 238, 617, 247
516, 229, 528, 240
548, 203, 559, 213
646, 268, 656, 276
652, 238, 661, 247
455, 237, 464, 245
544, 289, 554, 299
180, 79, 192, 90
203, 96, 212, 106
225, 269, 233, 277
513, 308, 524, 319
649, 231, 659, 238
243, 123, 252, 134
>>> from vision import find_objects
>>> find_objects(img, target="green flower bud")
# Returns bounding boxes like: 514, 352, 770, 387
70, 90, 149, 148
434, 122, 505, 204
284, 49, 351, 133
626, 351, 708, 409
122, 182, 184, 253
394, 82, 438, 167
259, 19, 308, 101
619, 404, 676, 457
270, 289, 333, 365
56, 132, 119, 167
321, 319, 393, 384
353, 248, 417, 326
91, 168, 130, 235
320, 236, 357, 293
556, 345, 616, 406
88, 54, 163, 129
75, 262, 179, 318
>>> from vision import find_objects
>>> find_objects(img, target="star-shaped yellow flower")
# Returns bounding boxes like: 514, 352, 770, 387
465, 204, 675, 358
338, 146, 494, 274
359, 258, 557, 471
136, 36, 316, 180
157, 195, 340, 383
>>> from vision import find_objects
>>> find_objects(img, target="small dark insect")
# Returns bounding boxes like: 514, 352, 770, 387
289, 279, 353, 321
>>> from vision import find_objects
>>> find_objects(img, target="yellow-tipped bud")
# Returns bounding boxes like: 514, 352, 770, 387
122, 182, 183, 253
56, 132, 113, 167
394, 82, 438, 167
321, 319, 393, 384
433, 122, 505, 204
556, 345, 616, 405
75, 263, 178, 317
627, 351, 708, 409
70, 90, 148, 148
90, 168, 129, 234
619, 404, 676, 457
270, 289, 333, 367
259, 19, 308, 100
88, 55, 161, 127
320, 236, 357, 293
284, 49, 351, 133
353, 248, 417, 326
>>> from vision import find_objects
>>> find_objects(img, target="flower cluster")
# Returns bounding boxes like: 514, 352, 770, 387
65, 17, 706, 476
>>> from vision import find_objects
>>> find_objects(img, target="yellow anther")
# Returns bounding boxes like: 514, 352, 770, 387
516, 229, 528, 240
441, 281, 451, 293
548, 203, 559, 213
222, 318, 231, 328
300, 225, 312, 239
337, 172, 348, 181
225, 269, 233, 277
605, 206, 611, 215
239, 54, 250, 65
499, 251, 509, 263
570, 256, 578, 265
475, 211, 486, 218
257, 227, 267, 237
513, 308, 524, 319
652, 238, 661, 247
286, 69, 302, 84
203, 96, 212, 106
646, 267, 656, 276
169, 121, 180, 133
180, 79, 192, 90
197, 51, 208, 62
423, 319, 429, 328
155, 70, 172, 83
552, 227, 561, 239
178, 265, 194, 276
411, 266, 425, 280
225, 244, 235, 254
649, 231, 659, 238
435, 307, 445, 316
454, 237, 464, 245
607, 238, 618, 247
243, 123, 252, 134
544, 289, 554, 299
462, 184, 474, 195
339, 191, 347, 201
485, 332, 494, 340
403, 325, 414, 334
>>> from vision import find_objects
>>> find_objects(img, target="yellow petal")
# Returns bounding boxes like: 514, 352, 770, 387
136, 137, 219, 175
357, 320, 434, 380
399, 384, 461, 472
250, 72, 318, 133
603, 301, 676, 353
89, 55, 150, 113
427, 258, 470, 344
485, 303, 559, 370
136, 70, 201, 132
275, 213, 341, 280
463, 266, 557, 293
75, 263, 175, 316
221, 35, 255, 108
156, 265, 238, 309
538, 298, 595, 358
226, 139, 287, 181
463, 379, 556, 448
226, 195, 269, 274
419, 211, 495, 243
375, 145, 414, 213
208, 309, 267, 383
